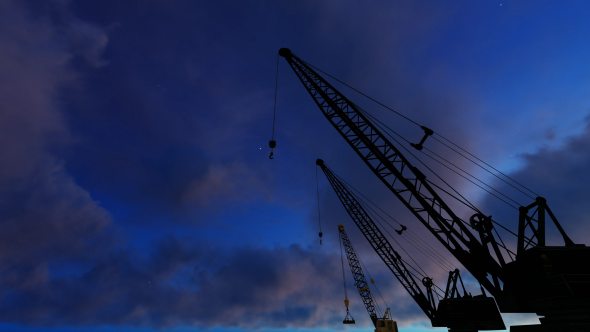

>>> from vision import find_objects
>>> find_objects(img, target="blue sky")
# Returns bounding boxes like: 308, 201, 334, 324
1, 1, 590, 331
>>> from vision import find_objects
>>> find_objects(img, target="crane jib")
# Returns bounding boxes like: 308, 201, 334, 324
281, 48, 504, 295
326, 164, 435, 319
339, 225, 379, 326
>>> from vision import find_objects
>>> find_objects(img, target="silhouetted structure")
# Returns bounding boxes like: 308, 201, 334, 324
280, 48, 590, 331
321, 160, 505, 331
338, 223, 399, 331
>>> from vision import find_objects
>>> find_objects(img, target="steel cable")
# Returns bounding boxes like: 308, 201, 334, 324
297, 55, 539, 203
331, 170, 458, 271
331, 171, 458, 271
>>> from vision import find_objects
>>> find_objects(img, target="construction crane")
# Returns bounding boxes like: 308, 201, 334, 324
278, 48, 590, 330
321, 159, 505, 331
338, 223, 399, 332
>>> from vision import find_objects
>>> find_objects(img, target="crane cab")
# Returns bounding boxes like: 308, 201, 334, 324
375, 308, 398, 332
374, 318, 398, 332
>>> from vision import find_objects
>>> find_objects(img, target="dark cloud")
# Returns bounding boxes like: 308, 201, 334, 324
479, 116, 590, 248
0, 0, 114, 255
0, 4, 359, 329
0, 238, 371, 329
0, 162, 113, 263
0, 0, 115, 322
2, 0, 586, 330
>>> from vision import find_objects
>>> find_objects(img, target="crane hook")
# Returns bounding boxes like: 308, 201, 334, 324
269, 140, 276, 159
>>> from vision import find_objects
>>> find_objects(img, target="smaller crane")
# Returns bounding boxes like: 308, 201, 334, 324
339, 224, 399, 332
318, 159, 505, 331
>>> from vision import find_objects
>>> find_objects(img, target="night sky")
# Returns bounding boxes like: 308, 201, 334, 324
2, 1, 590, 332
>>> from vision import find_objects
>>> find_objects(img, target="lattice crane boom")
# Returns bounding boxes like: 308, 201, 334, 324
318, 159, 436, 319
279, 48, 503, 296
338, 224, 379, 326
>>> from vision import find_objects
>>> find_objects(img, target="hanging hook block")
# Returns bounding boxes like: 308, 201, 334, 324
268, 140, 276, 159
343, 307, 355, 324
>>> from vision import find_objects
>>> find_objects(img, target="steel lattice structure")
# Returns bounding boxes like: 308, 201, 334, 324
319, 159, 434, 319
338, 224, 379, 326
279, 48, 504, 296
319, 160, 506, 331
